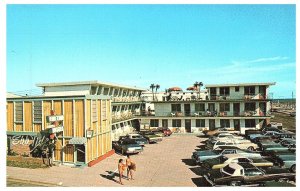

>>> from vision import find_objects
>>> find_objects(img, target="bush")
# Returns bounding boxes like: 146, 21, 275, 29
7, 156, 48, 169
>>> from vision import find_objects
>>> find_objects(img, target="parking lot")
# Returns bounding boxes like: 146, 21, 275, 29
7, 134, 205, 187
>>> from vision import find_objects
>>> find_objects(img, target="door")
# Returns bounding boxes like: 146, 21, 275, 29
162, 119, 168, 128
259, 86, 266, 99
184, 104, 191, 116
234, 119, 240, 131
233, 103, 240, 116
185, 119, 191, 133
210, 88, 217, 100
208, 103, 215, 112
209, 119, 215, 130
76, 145, 85, 163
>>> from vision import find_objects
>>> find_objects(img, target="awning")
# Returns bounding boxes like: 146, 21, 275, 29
168, 87, 182, 91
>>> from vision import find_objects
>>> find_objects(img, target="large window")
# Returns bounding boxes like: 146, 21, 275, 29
101, 100, 107, 120
150, 119, 159, 127
33, 101, 42, 123
196, 119, 205, 127
195, 103, 205, 111
172, 119, 181, 127
219, 87, 230, 96
220, 119, 230, 128
219, 103, 230, 112
15, 101, 23, 123
245, 119, 256, 128
171, 104, 181, 112
244, 86, 255, 95
245, 103, 256, 111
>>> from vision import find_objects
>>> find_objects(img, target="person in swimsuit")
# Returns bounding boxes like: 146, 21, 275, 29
118, 159, 126, 185
126, 155, 136, 180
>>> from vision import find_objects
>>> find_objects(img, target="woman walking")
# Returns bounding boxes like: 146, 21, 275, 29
118, 159, 126, 185
126, 155, 136, 180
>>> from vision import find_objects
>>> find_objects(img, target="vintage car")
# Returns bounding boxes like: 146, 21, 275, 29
261, 143, 290, 154
125, 133, 149, 146
152, 127, 172, 136
202, 128, 240, 137
248, 131, 282, 142
206, 140, 258, 151
277, 155, 296, 173
191, 146, 262, 164
139, 130, 163, 143
278, 138, 296, 147
203, 163, 295, 186
112, 139, 143, 155
201, 154, 273, 170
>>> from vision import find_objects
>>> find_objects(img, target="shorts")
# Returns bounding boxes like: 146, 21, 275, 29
128, 163, 136, 171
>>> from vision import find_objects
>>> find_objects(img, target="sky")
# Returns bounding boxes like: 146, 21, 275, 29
6, 4, 296, 98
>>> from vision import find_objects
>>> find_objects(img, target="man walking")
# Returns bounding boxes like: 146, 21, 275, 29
126, 155, 136, 180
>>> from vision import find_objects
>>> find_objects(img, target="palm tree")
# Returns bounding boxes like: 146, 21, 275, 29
150, 83, 155, 101
194, 82, 203, 99
155, 84, 160, 101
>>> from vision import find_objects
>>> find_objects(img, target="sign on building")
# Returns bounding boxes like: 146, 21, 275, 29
46, 115, 64, 123
49, 126, 64, 134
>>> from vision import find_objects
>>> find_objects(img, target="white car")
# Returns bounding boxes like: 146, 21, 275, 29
207, 140, 258, 151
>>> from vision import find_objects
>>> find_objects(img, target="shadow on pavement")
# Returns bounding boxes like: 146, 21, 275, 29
191, 177, 211, 187
181, 159, 197, 167
100, 171, 124, 184
196, 135, 208, 139
189, 167, 207, 176
196, 145, 206, 150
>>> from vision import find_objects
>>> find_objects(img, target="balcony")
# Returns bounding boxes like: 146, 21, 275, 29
112, 111, 136, 123
112, 97, 142, 103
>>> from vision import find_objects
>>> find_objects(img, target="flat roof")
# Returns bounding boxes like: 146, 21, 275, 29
36, 80, 146, 91
205, 82, 276, 88
6, 94, 110, 101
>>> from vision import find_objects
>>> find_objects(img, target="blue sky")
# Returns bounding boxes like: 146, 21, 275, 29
7, 4, 296, 98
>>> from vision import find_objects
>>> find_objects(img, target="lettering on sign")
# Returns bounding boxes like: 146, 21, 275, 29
49, 126, 64, 134
46, 115, 64, 123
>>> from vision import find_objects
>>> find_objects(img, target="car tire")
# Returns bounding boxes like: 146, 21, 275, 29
247, 146, 254, 151
290, 164, 296, 173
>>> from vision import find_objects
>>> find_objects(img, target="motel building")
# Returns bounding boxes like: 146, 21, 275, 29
140, 82, 275, 135
6, 81, 144, 167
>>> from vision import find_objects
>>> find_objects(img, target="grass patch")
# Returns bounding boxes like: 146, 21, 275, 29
271, 112, 296, 130
7, 156, 48, 169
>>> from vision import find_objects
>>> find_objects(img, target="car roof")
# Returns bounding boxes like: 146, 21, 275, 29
215, 146, 240, 150
223, 154, 247, 159
227, 163, 243, 170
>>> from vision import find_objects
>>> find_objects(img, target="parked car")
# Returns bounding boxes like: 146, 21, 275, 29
277, 138, 296, 148
203, 163, 295, 186
152, 127, 172, 136
206, 140, 258, 151
201, 154, 273, 170
261, 144, 290, 154
139, 130, 163, 143
203, 128, 240, 137
125, 133, 149, 146
112, 139, 143, 155
249, 131, 282, 142
191, 146, 262, 164
277, 155, 296, 173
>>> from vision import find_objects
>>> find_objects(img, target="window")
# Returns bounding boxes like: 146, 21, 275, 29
172, 119, 181, 127
15, 101, 23, 122
33, 101, 42, 123
235, 87, 239, 92
101, 100, 107, 120
171, 104, 181, 112
219, 87, 230, 96
162, 119, 168, 128
92, 100, 97, 122
245, 103, 256, 111
220, 119, 230, 128
244, 86, 255, 95
195, 103, 205, 111
196, 119, 205, 127
219, 103, 230, 112
112, 106, 117, 112
150, 119, 159, 127
245, 119, 256, 128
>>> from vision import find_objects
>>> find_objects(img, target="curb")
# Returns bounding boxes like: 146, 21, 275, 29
7, 177, 63, 187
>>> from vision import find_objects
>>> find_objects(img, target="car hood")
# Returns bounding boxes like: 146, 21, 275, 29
125, 144, 142, 148
203, 157, 222, 166
194, 150, 218, 157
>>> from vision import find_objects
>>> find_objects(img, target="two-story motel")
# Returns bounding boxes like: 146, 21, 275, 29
139, 82, 275, 134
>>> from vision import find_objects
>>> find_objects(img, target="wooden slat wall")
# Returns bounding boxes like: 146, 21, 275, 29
24, 102, 32, 132
43, 101, 52, 129
64, 101, 73, 137
98, 135, 102, 155
86, 100, 91, 130
15, 124, 23, 131
103, 133, 107, 153
7, 102, 14, 131
97, 100, 101, 133
87, 138, 92, 162
75, 100, 84, 137
54, 138, 62, 161
92, 136, 97, 158
64, 139, 74, 162
34, 124, 42, 132
53, 101, 62, 115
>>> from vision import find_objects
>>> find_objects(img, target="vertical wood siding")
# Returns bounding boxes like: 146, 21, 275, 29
43, 101, 52, 129
64, 101, 73, 137
53, 101, 62, 115
54, 138, 62, 161
75, 100, 84, 137
24, 102, 32, 132
64, 139, 74, 162
7, 102, 14, 131
86, 100, 91, 130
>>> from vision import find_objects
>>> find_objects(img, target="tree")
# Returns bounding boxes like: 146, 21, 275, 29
150, 84, 155, 101
194, 82, 203, 99
155, 84, 160, 101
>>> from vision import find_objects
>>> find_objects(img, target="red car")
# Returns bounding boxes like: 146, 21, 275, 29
154, 127, 172, 136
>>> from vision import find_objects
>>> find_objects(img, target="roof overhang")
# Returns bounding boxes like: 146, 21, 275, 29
205, 82, 276, 88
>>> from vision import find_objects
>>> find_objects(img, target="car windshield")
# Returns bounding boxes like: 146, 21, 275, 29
223, 165, 236, 175
123, 140, 137, 144
132, 135, 142, 139
244, 169, 263, 176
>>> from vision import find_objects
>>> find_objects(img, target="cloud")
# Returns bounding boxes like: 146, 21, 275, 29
233, 56, 289, 64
